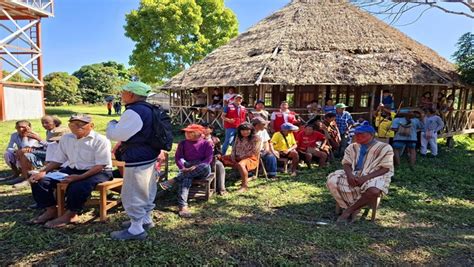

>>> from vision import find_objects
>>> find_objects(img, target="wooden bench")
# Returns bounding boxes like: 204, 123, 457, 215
335, 196, 381, 222
57, 178, 123, 222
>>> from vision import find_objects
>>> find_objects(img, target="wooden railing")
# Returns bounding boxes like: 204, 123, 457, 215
169, 105, 372, 131
439, 109, 474, 138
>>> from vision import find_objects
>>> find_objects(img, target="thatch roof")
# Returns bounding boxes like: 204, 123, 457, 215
161, 0, 460, 90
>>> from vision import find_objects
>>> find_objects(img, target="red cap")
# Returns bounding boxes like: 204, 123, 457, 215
182, 124, 205, 134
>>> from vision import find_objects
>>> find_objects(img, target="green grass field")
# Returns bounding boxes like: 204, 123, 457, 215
0, 105, 473, 265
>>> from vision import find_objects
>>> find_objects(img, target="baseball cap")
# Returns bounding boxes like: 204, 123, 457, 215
251, 117, 269, 125
281, 122, 299, 131
182, 124, 205, 134
48, 127, 70, 141
69, 114, 92, 124
335, 103, 348, 109
122, 81, 151, 97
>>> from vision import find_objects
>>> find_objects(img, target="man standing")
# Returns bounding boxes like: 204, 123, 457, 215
106, 81, 158, 240
326, 122, 394, 223
29, 114, 112, 228
334, 103, 354, 157
270, 101, 298, 133
221, 94, 246, 155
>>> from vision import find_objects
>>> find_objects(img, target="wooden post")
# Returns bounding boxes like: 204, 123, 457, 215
369, 85, 376, 124
0, 64, 5, 121
432, 86, 439, 110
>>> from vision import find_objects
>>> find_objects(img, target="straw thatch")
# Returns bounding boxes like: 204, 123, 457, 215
161, 0, 460, 90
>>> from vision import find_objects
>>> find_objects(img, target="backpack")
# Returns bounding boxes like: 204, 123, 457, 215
140, 102, 173, 152
398, 123, 412, 137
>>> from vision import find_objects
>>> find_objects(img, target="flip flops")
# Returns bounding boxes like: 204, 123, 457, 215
159, 180, 173, 191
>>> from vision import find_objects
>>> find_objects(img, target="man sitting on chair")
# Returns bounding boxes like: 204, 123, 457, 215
326, 122, 394, 223
29, 114, 112, 228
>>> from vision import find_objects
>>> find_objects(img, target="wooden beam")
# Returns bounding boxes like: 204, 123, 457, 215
369, 85, 376, 124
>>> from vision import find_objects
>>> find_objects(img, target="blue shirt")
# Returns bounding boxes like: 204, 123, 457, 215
336, 111, 355, 134
323, 106, 336, 114
391, 117, 423, 141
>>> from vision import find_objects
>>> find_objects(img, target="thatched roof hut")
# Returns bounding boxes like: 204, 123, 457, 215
162, 0, 459, 89
162, 0, 473, 137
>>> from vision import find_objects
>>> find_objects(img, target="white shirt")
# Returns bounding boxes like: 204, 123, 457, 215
45, 142, 69, 167
256, 129, 270, 151
54, 131, 112, 170
106, 109, 143, 142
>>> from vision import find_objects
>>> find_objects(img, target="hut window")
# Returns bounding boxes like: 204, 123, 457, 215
453, 89, 461, 110
264, 89, 272, 106
360, 92, 369, 108
339, 92, 347, 105
466, 89, 473, 109
348, 90, 355, 107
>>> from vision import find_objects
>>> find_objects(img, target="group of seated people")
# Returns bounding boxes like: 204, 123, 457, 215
2, 114, 114, 228
1, 94, 446, 226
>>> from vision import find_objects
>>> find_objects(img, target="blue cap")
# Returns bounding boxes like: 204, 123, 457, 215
281, 122, 299, 131
354, 121, 375, 134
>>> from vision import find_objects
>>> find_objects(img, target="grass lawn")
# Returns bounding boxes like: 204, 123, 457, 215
0, 105, 473, 265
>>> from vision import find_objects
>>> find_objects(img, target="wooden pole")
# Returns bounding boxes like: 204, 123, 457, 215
432, 86, 439, 110
369, 86, 376, 124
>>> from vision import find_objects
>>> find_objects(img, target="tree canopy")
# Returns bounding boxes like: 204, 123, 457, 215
453, 32, 474, 85
44, 72, 80, 105
72, 61, 131, 104
124, 0, 238, 84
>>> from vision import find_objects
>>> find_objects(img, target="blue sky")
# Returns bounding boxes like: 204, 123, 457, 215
41, 0, 473, 74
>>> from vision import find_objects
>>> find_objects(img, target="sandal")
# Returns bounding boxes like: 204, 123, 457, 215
159, 180, 173, 191
178, 210, 192, 218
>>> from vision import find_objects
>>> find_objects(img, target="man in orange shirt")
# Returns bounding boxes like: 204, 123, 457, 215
296, 124, 328, 168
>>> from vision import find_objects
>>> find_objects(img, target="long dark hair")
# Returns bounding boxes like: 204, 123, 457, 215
236, 122, 255, 141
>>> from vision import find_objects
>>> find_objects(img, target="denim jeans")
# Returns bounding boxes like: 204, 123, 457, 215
221, 128, 237, 155
262, 152, 277, 177
176, 163, 211, 207
215, 160, 226, 193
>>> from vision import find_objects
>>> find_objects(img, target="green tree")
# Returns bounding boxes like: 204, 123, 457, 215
44, 72, 80, 105
2, 70, 26, 83
73, 62, 130, 104
453, 32, 474, 85
124, 0, 238, 83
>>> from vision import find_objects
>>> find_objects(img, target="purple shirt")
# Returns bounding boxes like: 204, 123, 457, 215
175, 138, 213, 169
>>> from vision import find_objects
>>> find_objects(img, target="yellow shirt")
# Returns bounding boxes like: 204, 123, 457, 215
271, 132, 297, 152
375, 112, 395, 138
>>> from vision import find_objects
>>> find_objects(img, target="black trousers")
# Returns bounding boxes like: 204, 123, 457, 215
32, 167, 112, 212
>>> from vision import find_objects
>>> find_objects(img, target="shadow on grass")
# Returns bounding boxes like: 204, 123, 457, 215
1, 137, 473, 265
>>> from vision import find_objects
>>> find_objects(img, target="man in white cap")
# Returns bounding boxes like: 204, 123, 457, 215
106, 81, 159, 240
29, 114, 113, 228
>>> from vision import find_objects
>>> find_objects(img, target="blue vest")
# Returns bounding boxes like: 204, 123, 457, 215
122, 101, 158, 165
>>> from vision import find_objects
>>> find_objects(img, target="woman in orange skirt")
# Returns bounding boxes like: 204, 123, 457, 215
222, 122, 261, 192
